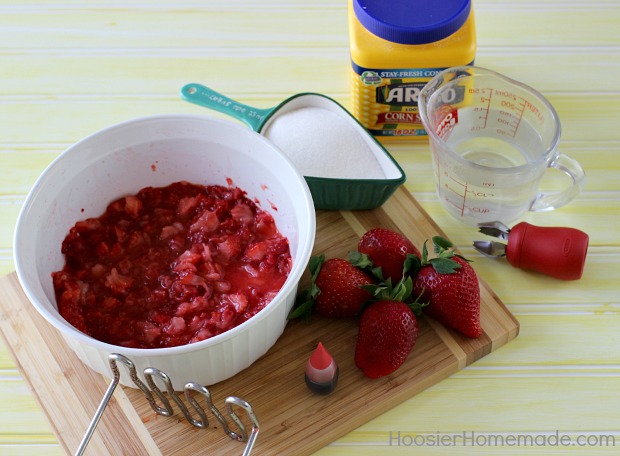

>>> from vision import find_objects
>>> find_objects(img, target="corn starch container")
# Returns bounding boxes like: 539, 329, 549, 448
348, 0, 476, 140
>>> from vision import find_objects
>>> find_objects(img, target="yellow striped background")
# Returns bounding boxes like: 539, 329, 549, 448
1, 0, 619, 454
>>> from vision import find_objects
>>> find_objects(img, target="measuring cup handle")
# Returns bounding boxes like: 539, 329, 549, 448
180, 83, 273, 132
530, 153, 586, 212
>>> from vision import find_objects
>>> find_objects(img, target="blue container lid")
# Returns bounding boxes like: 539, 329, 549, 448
353, 0, 471, 45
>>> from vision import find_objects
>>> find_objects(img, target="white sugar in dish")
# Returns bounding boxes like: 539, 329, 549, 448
263, 107, 386, 179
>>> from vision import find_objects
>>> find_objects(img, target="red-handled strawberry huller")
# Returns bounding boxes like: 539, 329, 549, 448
473, 221, 589, 280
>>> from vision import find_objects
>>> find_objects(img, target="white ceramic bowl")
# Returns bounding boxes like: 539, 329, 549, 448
14, 114, 316, 390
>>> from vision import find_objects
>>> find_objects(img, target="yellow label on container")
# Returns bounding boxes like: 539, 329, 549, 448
351, 66, 450, 138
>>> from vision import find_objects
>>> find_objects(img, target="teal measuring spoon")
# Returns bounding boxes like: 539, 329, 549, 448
180, 83, 275, 132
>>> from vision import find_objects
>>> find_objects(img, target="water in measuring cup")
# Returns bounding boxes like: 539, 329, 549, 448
436, 108, 545, 225
446, 108, 543, 167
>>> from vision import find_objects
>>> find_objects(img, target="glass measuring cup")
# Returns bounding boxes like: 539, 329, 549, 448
418, 66, 585, 226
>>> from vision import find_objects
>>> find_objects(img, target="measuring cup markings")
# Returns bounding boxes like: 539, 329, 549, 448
436, 160, 463, 215
448, 178, 494, 216
467, 87, 543, 139
436, 160, 498, 217
472, 87, 493, 130
503, 95, 528, 138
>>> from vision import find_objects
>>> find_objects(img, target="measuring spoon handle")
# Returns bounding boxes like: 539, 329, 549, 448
180, 83, 273, 132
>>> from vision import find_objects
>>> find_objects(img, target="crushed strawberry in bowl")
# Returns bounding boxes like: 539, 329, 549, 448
14, 114, 316, 389
53, 182, 293, 349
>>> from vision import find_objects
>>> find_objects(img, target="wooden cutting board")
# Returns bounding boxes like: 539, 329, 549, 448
0, 186, 518, 456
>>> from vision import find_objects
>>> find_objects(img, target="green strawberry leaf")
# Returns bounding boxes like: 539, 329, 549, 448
421, 240, 430, 263
437, 249, 455, 260
349, 250, 371, 269
361, 275, 414, 303
288, 254, 324, 320
371, 266, 385, 282
407, 288, 429, 317
403, 253, 422, 276
287, 297, 315, 321
392, 276, 413, 302
416, 235, 473, 272
361, 282, 389, 299
308, 254, 325, 282
432, 235, 454, 252
349, 250, 386, 282
429, 257, 462, 274
455, 253, 474, 263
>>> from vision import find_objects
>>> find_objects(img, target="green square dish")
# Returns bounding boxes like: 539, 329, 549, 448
181, 84, 406, 210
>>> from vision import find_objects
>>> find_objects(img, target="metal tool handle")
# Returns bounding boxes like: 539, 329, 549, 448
506, 222, 589, 280
74, 355, 123, 456
76, 354, 259, 456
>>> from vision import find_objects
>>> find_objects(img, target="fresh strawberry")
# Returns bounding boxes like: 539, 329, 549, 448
411, 236, 481, 339
355, 228, 421, 283
354, 299, 419, 379
289, 255, 376, 319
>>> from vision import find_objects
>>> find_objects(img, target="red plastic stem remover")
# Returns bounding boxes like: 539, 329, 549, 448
474, 221, 589, 280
